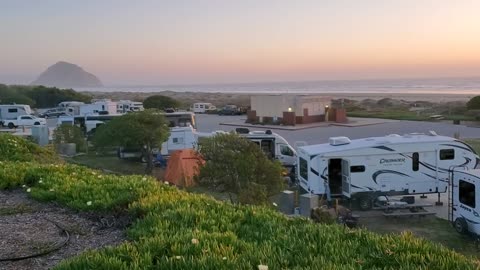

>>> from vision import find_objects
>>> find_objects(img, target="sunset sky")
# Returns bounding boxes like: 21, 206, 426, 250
1, 0, 480, 85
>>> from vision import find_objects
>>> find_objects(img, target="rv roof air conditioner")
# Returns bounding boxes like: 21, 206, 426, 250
329, 136, 351, 146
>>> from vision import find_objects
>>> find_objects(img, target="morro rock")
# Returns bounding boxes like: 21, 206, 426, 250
31, 61, 103, 88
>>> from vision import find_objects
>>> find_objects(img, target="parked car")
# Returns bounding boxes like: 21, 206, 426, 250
39, 107, 67, 118
218, 105, 241, 115
3, 115, 47, 129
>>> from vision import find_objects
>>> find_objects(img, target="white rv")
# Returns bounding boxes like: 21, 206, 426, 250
191, 103, 216, 114
298, 133, 479, 210
196, 128, 297, 168
449, 168, 480, 237
118, 126, 197, 161
65, 100, 117, 116
0, 104, 32, 125
117, 100, 144, 114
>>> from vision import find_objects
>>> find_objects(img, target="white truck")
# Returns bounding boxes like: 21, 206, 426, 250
0, 104, 32, 126
3, 115, 47, 129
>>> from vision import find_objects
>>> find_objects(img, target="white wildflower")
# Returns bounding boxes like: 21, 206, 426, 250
164, 181, 169, 185
191, 238, 199, 245
258, 265, 268, 270
26, 188, 31, 193
175, 256, 182, 260
22, 184, 26, 188
222, 257, 227, 260
272, 202, 278, 207
49, 188, 55, 192
86, 201, 92, 206
142, 177, 147, 181
39, 180, 43, 184
98, 175, 102, 178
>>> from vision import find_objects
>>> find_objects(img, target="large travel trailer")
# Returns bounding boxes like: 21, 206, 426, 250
65, 100, 117, 116
191, 103, 216, 114
297, 132, 479, 210
0, 104, 32, 125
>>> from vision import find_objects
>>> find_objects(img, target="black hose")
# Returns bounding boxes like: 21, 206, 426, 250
0, 218, 70, 262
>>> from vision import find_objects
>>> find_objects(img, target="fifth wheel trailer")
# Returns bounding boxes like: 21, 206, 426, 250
297, 132, 479, 210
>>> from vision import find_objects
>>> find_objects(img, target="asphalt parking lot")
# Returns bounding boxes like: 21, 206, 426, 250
196, 114, 480, 146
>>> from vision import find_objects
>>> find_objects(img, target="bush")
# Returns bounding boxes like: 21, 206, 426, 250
53, 125, 87, 152
467, 96, 480, 110
0, 133, 60, 163
143, 95, 181, 110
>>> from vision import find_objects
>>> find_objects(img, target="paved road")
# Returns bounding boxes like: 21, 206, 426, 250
196, 114, 480, 146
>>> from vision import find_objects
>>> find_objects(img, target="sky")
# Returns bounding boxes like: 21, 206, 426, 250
1, 0, 480, 85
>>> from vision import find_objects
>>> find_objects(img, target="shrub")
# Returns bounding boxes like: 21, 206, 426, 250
53, 125, 87, 152
467, 96, 480, 110
0, 133, 60, 163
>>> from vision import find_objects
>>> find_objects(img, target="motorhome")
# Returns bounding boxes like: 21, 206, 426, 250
196, 128, 297, 168
0, 104, 32, 126
65, 99, 117, 116
297, 132, 479, 210
449, 168, 480, 238
117, 100, 144, 114
191, 103, 216, 114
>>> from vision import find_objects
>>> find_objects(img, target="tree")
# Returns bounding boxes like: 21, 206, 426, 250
93, 110, 170, 174
143, 95, 181, 110
198, 133, 284, 205
467, 96, 480, 110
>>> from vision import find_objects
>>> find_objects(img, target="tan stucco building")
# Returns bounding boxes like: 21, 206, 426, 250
248, 95, 346, 125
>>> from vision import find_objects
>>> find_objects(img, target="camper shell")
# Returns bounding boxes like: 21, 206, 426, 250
0, 104, 32, 125
298, 133, 479, 209
191, 103, 216, 114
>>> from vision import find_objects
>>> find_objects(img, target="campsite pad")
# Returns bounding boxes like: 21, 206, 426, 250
0, 190, 127, 270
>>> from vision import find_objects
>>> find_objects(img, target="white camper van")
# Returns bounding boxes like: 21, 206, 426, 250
449, 168, 480, 237
191, 103, 216, 114
0, 104, 32, 125
117, 100, 144, 114
297, 133, 479, 210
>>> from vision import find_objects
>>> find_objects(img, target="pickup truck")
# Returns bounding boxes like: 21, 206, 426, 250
3, 115, 47, 129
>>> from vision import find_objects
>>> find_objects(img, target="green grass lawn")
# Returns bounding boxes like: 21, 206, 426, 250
66, 152, 147, 175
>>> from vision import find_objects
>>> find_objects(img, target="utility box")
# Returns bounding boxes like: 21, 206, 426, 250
299, 193, 319, 217
31, 126, 49, 146
278, 190, 295, 215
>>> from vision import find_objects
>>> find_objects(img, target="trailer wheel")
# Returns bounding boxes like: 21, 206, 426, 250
34, 122, 40, 125
454, 218, 468, 234
7, 123, 15, 129
358, 195, 373, 211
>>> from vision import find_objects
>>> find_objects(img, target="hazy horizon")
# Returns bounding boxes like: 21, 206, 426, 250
2, 1, 480, 85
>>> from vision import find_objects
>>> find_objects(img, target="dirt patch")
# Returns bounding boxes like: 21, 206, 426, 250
0, 190, 128, 270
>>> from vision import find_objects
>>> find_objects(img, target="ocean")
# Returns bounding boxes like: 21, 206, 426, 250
74, 77, 480, 95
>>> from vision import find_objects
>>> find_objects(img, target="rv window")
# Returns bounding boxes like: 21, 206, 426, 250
299, 158, 308, 180
20, 116, 31, 120
350, 166, 365, 173
8, 108, 18, 113
280, 145, 294, 156
412, 152, 419, 171
459, 180, 475, 208
440, 149, 455, 160
173, 137, 184, 144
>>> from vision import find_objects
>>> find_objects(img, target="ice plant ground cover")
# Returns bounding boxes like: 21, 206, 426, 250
0, 134, 479, 269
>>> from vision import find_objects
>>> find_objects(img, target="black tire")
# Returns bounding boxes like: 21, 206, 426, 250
454, 218, 468, 234
358, 195, 373, 211
34, 122, 40, 125
7, 122, 15, 129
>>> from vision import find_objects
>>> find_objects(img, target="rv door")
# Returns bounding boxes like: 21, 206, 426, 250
341, 159, 351, 197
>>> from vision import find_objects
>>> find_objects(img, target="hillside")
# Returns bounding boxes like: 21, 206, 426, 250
31, 61, 103, 88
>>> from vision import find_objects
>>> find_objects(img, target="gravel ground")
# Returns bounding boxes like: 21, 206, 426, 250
0, 190, 128, 270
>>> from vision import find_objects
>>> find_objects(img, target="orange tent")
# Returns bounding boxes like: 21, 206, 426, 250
164, 149, 204, 188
